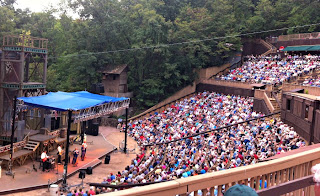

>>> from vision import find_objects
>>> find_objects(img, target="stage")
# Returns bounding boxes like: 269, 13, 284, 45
0, 132, 116, 195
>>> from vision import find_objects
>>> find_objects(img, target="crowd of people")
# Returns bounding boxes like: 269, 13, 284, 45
64, 187, 105, 196
98, 92, 304, 188
302, 75, 320, 87
79, 53, 318, 194
216, 54, 320, 85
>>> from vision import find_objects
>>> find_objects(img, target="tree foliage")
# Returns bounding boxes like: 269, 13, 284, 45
0, 0, 320, 109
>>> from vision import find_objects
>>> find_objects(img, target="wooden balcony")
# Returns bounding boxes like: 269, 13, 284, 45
2, 35, 48, 50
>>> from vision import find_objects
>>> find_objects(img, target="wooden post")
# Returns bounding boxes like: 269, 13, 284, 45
9, 96, 17, 172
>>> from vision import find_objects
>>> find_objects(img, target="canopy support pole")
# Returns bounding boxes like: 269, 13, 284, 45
124, 108, 128, 154
81, 121, 85, 144
63, 110, 72, 188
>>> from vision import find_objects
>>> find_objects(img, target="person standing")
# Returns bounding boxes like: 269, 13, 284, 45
81, 142, 87, 161
57, 145, 62, 164
72, 148, 79, 166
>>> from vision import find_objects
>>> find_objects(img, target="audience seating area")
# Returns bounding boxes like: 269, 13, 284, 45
216, 55, 320, 85
84, 92, 304, 195
77, 54, 320, 195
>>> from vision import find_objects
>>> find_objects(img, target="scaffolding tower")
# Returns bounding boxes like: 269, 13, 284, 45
0, 34, 48, 137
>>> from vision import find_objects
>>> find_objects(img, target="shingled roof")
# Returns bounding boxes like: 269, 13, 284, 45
102, 64, 127, 75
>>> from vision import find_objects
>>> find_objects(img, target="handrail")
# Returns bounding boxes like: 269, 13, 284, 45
271, 91, 281, 108
128, 92, 195, 121
209, 58, 241, 79
23, 131, 31, 142
100, 146, 320, 196
143, 112, 280, 147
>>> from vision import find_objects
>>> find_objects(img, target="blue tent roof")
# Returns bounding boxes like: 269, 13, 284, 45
18, 91, 128, 111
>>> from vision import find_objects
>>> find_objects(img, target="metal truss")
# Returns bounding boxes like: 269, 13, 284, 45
17, 98, 130, 123
73, 99, 130, 123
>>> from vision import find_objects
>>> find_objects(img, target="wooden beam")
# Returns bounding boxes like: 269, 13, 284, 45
256, 175, 314, 196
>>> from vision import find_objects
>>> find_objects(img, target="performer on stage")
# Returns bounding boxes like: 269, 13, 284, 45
72, 148, 79, 166
57, 145, 62, 164
81, 141, 87, 161
41, 150, 49, 172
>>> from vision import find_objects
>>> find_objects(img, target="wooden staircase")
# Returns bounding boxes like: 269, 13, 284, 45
269, 98, 280, 111
260, 39, 277, 56
24, 141, 40, 151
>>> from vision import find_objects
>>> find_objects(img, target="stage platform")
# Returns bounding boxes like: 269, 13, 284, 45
29, 134, 57, 142
0, 150, 35, 168
0, 133, 116, 195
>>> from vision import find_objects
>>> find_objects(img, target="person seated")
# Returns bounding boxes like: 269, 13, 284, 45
41, 150, 49, 172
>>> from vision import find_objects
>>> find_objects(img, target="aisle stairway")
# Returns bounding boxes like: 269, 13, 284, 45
260, 39, 277, 56
269, 98, 280, 112
24, 141, 40, 151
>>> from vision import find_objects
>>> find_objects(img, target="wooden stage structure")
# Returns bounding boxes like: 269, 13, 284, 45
0, 150, 35, 168
0, 134, 115, 195
0, 130, 75, 170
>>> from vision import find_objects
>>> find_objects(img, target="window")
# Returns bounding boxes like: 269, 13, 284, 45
305, 105, 309, 119
287, 99, 291, 111
113, 75, 116, 80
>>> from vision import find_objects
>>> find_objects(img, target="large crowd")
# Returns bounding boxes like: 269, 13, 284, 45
216, 55, 320, 85
95, 92, 304, 190
70, 54, 320, 195
68, 54, 320, 195
302, 75, 320, 87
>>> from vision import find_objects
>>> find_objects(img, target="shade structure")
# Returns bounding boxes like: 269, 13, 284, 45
18, 91, 130, 123
308, 45, 320, 51
283, 45, 320, 52
18, 91, 127, 111
283, 45, 313, 52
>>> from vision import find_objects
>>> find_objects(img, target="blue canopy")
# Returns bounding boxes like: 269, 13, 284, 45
18, 91, 128, 111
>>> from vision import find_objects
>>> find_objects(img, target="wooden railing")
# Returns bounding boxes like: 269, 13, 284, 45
271, 91, 282, 108
201, 79, 254, 89
0, 140, 26, 155
278, 32, 320, 41
129, 91, 196, 121
101, 146, 320, 196
3, 34, 48, 49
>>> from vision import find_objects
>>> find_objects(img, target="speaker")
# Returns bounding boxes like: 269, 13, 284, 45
104, 154, 110, 164
86, 167, 93, 175
79, 170, 86, 179
91, 123, 99, 136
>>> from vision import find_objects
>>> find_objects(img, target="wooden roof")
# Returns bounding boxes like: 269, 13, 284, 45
103, 64, 127, 75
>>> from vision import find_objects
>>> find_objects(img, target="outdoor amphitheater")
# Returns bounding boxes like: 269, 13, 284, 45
1, 11, 320, 196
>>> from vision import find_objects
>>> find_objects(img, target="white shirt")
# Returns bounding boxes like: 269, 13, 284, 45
58, 146, 62, 155
41, 152, 48, 161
